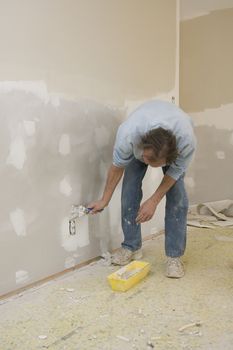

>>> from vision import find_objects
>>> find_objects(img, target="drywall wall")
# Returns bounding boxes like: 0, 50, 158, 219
180, 2, 233, 203
181, 0, 233, 20
0, 0, 179, 295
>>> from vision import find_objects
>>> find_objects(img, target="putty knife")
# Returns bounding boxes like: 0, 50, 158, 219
69, 205, 103, 235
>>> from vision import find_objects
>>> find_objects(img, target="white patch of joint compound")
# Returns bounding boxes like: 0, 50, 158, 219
10, 209, 27, 237
216, 151, 225, 160
65, 257, 76, 269
124, 90, 177, 116
50, 95, 60, 107
16, 270, 29, 284
7, 136, 26, 170
61, 217, 79, 252
23, 120, 36, 136
0, 80, 62, 106
59, 134, 70, 156
0, 81, 50, 103
190, 103, 233, 129
181, 0, 233, 21
185, 177, 196, 188
59, 176, 72, 196
60, 217, 90, 252
230, 132, 233, 145
94, 126, 110, 148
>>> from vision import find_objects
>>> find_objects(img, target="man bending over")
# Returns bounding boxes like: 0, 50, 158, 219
89, 100, 196, 278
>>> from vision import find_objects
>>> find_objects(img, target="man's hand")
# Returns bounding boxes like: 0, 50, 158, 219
87, 199, 107, 214
136, 198, 157, 224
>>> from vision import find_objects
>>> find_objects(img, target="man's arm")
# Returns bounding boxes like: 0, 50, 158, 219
136, 174, 176, 223
151, 174, 176, 205
88, 164, 124, 213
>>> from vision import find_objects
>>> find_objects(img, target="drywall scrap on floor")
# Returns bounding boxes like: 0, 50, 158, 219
188, 199, 233, 228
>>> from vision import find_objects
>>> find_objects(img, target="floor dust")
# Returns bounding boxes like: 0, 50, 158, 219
0, 227, 233, 350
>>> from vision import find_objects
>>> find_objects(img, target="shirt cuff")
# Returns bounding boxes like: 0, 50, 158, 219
165, 167, 184, 181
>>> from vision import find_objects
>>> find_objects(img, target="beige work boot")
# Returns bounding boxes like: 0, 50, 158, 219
166, 257, 184, 278
111, 247, 143, 266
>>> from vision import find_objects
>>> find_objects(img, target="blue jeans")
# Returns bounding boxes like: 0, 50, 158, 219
121, 158, 189, 257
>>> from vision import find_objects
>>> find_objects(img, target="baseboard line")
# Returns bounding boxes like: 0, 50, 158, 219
0, 231, 163, 301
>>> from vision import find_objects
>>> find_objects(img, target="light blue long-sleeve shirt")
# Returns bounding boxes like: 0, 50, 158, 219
113, 100, 196, 181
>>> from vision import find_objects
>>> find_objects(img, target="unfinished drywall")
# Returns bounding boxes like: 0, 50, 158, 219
0, 0, 177, 104
0, 0, 179, 295
181, 0, 233, 20
180, 3, 233, 203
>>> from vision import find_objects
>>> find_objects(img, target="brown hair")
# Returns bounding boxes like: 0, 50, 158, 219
140, 128, 178, 164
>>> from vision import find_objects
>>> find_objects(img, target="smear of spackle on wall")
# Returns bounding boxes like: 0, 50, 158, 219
59, 134, 70, 155
50, 95, 60, 108
23, 120, 36, 136
59, 176, 72, 196
76, 215, 90, 247
0, 81, 50, 104
7, 136, 26, 170
190, 103, 233, 129
124, 90, 177, 116
230, 132, 233, 145
94, 126, 110, 148
181, 1, 233, 21
60, 217, 80, 252
216, 151, 225, 160
16, 270, 29, 284
64, 257, 76, 269
10, 209, 27, 237
185, 177, 196, 188
60, 216, 90, 252
99, 160, 108, 179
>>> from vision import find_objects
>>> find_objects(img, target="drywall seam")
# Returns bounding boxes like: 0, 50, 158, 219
0, 80, 177, 112
124, 88, 178, 116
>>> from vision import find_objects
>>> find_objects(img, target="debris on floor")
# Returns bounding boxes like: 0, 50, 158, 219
188, 199, 233, 228
0, 228, 233, 350
178, 321, 202, 332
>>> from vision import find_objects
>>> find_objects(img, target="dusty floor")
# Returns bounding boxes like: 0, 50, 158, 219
0, 227, 233, 350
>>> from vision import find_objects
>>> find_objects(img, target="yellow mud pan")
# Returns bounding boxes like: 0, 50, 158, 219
107, 260, 151, 292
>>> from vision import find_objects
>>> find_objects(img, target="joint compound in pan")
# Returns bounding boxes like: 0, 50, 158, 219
116, 267, 142, 280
